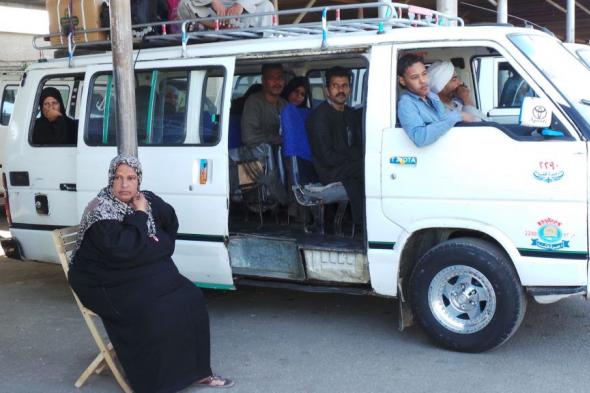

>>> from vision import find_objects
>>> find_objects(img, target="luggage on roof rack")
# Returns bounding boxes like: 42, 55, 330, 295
34, 2, 464, 60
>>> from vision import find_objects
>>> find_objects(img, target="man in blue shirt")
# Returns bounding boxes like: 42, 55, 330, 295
397, 54, 475, 147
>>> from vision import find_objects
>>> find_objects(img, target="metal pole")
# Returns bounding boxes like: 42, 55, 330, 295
379, 0, 392, 19
110, 0, 138, 157
497, 0, 507, 23
566, 0, 575, 42
437, 0, 457, 26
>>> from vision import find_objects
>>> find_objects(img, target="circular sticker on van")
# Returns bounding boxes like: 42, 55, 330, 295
538, 223, 562, 244
528, 218, 570, 250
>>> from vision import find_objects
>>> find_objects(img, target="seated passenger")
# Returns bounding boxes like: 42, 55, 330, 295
397, 54, 475, 147
177, 0, 274, 29
32, 87, 77, 145
428, 60, 487, 121
237, 64, 288, 205
306, 66, 364, 225
164, 85, 180, 115
280, 77, 317, 185
241, 63, 286, 147
281, 76, 309, 108
162, 85, 186, 144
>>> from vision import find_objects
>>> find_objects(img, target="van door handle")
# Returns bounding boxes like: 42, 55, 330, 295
59, 183, 77, 192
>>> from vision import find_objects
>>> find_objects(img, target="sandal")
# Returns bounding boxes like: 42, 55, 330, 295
196, 375, 235, 388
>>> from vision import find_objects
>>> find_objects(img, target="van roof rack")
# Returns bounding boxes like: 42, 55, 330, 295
33, 2, 463, 62
460, 2, 554, 36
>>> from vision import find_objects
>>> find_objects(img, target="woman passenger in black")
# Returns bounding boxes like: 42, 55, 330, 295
68, 154, 233, 392
32, 87, 77, 145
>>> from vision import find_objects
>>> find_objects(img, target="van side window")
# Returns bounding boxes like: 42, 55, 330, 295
496, 62, 534, 108
200, 72, 223, 144
393, 49, 573, 140
30, 76, 80, 146
86, 67, 224, 146
1, 85, 18, 126
232, 75, 261, 100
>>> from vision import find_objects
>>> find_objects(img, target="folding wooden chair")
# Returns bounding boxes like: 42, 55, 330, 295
52, 226, 133, 393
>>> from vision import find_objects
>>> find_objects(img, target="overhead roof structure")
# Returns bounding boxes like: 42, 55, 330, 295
2, 0, 589, 43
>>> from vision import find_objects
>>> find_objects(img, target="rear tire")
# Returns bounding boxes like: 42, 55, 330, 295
409, 238, 526, 352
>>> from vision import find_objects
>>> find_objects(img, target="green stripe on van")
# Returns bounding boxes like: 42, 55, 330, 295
145, 70, 158, 144
193, 282, 235, 290
368, 241, 396, 250
102, 75, 113, 144
517, 248, 588, 260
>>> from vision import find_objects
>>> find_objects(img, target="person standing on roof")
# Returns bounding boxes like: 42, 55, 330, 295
177, 0, 274, 28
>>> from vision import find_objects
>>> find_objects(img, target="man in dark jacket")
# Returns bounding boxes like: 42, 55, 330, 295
306, 66, 364, 225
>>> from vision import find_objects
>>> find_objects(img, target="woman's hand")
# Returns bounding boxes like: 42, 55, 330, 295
129, 192, 148, 212
43, 107, 63, 122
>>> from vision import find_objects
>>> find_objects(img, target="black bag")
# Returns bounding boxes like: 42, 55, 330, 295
131, 0, 168, 24
100, 2, 110, 28
99, 0, 168, 27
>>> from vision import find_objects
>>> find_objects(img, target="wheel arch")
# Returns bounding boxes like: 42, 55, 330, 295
396, 221, 521, 300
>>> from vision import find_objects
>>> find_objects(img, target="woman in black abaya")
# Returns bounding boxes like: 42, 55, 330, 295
32, 87, 77, 145
68, 154, 233, 392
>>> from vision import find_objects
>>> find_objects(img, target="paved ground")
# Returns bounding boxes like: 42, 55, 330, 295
1, 254, 590, 393
1, 213, 590, 393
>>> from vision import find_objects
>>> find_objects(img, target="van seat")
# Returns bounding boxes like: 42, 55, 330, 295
281, 103, 349, 235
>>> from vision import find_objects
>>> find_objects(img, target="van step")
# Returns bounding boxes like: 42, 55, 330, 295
228, 235, 304, 280
302, 249, 369, 284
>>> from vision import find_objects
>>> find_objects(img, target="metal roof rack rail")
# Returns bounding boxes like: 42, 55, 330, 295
460, 2, 554, 36
33, 2, 464, 62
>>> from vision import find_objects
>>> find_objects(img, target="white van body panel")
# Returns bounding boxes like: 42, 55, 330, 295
364, 43, 405, 296
4, 69, 82, 261
0, 71, 23, 203
381, 125, 587, 286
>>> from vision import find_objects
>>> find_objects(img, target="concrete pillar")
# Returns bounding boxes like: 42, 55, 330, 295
566, 0, 575, 42
109, 0, 138, 157
497, 0, 508, 24
437, 0, 457, 25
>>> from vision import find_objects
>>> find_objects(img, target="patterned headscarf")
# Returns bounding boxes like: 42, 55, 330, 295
73, 154, 156, 259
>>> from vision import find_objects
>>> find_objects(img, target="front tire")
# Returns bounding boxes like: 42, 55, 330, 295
409, 238, 526, 352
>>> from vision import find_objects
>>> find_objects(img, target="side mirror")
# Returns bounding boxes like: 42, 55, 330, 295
519, 97, 552, 128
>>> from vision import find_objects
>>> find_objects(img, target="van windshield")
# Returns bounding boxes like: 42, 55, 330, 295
576, 49, 590, 69
509, 33, 590, 137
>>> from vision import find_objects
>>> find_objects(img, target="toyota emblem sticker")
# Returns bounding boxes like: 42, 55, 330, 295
519, 97, 553, 128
